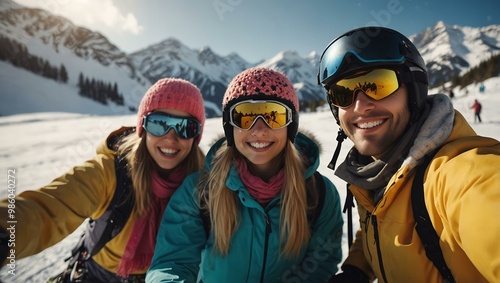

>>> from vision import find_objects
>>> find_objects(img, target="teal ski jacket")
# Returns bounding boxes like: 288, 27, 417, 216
146, 132, 343, 283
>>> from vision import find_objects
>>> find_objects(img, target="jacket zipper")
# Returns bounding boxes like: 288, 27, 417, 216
362, 212, 373, 262
371, 215, 389, 283
259, 212, 272, 283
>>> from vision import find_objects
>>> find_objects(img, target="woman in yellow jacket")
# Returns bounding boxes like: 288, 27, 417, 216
317, 27, 500, 282
0, 78, 206, 282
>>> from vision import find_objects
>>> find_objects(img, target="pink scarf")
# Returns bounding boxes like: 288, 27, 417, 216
116, 167, 185, 278
235, 159, 285, 205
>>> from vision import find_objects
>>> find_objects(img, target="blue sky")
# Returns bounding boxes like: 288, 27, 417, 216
13, 0, 500, 63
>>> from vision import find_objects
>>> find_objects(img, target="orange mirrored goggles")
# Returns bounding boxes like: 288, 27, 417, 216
327, 69, 402, 108
229, 100, 293, 130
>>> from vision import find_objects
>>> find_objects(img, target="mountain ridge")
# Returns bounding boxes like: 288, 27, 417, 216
410, 20, 500, 86
1, 1, 499, 117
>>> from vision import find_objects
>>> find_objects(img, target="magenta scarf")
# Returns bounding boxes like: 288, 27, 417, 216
235, 159, 285, 205
116, 167, 185, 278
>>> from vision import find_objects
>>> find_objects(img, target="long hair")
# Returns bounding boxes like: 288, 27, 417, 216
118, 131, 205, 216
199, 139, 313, 257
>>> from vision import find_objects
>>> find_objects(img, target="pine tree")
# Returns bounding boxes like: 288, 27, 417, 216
59, 64, 68, 83
78, 72, 84, 90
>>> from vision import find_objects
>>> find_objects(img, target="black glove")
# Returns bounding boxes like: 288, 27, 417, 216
328, 265, 370, 283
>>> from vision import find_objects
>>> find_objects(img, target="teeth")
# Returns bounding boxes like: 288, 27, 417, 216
357, 120, 383, 129
160, 148, 178, 154
250, 142, 271, 149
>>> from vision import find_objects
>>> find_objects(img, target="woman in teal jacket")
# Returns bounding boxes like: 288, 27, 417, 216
147, 68, 343, 282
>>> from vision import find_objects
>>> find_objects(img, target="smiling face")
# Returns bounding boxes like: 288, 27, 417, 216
145, 108, 195, 170
233, 118, 287, 178
338, 85, 411, 159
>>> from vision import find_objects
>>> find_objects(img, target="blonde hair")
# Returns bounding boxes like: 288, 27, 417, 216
199, 139, 317, 257
118, 131, 205, 216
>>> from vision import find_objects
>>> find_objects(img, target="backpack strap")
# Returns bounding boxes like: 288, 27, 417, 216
72, 155, 135, 259
199, 171, 326, 236
343, 184, 355, 249
411, 148, 455, 283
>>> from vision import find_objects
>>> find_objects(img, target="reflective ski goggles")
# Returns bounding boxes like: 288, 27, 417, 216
318, 27, 406, 86
142, 112, 201, 139
229, 100, 293, 130
327, 69, 402, 108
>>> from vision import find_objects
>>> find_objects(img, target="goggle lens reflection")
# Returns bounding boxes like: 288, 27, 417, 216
229, 100, 293, 130
143, 112, 200, 139
327, 69, 401, 108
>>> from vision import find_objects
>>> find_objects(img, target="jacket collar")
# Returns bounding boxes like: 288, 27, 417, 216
402, 93, 455, 171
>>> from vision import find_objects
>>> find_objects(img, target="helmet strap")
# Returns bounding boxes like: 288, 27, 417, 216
327, 129, 348, 170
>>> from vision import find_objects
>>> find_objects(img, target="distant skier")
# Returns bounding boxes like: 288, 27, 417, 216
471, 99, 482, 123
449, 89, 455, 99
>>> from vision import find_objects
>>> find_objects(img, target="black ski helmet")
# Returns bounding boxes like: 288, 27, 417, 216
317, 26, 428, 124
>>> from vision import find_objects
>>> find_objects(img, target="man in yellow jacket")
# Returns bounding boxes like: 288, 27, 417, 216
317, 26, 500, 282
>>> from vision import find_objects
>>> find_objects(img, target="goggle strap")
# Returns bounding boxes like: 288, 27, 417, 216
411, 68, 428, 85
400, 67, 427, 84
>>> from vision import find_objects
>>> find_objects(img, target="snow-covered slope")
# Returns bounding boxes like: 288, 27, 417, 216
1, 76, 499, 282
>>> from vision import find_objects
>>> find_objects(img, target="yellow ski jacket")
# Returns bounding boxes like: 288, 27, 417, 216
344, 112, 500, 282
0, 127, 146, 274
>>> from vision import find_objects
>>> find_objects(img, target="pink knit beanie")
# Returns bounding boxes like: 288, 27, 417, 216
137, 78, 205, 143
223, 67, 299, 111
222, 67, 299, 145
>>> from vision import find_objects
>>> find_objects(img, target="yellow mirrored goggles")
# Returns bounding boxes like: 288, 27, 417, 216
327, 69, 402, 108
229, 100, 293, 130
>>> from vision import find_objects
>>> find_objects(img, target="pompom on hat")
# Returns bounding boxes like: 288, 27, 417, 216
136, 78, 205, 143
222, 67, 299, 146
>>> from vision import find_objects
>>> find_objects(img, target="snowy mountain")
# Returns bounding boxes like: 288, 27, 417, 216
1, 0, 500, 118
255, 50, 325, 104
128, 38, 252, 117
0, 0, 150, 116
411, 21, 500, 86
